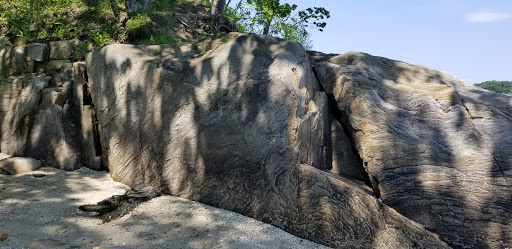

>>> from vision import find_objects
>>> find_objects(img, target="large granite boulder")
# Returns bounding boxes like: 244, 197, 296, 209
86, 33, 448, 248
311, 51, 512, 248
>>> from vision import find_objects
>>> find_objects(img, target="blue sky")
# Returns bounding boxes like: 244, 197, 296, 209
290, 0, 512, 84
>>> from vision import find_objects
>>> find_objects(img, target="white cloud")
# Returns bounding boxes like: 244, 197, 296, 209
465, 11, 511, 23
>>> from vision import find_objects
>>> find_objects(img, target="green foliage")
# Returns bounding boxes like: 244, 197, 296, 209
126, 13, 152, 33
155, 0, 176, 10
273, 20, 312, 49
225, 0, 328, 49
139, 33, 177, 45
75, 40, 92, 57
246, 0, 297, 28
202, 0, 213, 8
474, 81, 512, 94
90, 31, 111, 49
0, 0, 120, 44
298, 7, 330, 31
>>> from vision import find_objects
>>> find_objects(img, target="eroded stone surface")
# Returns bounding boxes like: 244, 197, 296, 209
86, 34, 448, 248
49, 41, 74, 60
311, 51, 512, 248
26, 43, 49, 62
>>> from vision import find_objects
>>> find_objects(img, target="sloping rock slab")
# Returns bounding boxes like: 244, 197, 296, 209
311, 51, 512, 248
86, 34, 448, 248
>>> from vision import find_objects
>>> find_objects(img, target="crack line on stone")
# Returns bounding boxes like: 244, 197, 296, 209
460, 98, 512, 202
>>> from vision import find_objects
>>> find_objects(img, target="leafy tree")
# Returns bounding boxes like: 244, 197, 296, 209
474, 81, 512, 94
216, 0, 330, 49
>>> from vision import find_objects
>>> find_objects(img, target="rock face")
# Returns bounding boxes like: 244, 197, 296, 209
0, 40, 102, 171
3, 33, 511, 248
311, 51, 512, 248
86, 33, 448, 248
0, 156, 41, 175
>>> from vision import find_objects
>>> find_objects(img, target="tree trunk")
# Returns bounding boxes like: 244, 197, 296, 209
110, 0, 120, 20
211, 0, 227, 24
263, 18, 272, 35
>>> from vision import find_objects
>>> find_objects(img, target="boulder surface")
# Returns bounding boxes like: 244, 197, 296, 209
311, 51, 512, 248
86, 33, 448, 248
0, 156, 41, 175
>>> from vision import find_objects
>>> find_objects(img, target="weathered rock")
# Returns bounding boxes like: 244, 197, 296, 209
36, 60, 73, 75
49, 41, 74, 60
0, 75, 83, 170
86, 33, 448, 247
330, 118, 366, 181
26, 43, 49, 62
0, 76, 50, 155
311, 51, 512, 248
0, 157, 41, 175
8, 45, 28, 75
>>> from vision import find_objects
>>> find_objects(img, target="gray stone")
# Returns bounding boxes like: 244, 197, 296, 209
49, 41, 74, 60
0, 75, 82, 170
330, 118, 366, 181
26, 43, 49, 62
1, 76, 50, 155
86, 33, 448, 248
0, 157, 41, 175
36, 60, 73, 74
0, 152, 12, 161
8, 45, 27, 75
311, 51, 512, 249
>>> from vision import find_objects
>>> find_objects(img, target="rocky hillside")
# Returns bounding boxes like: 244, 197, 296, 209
1, 33, 511, 248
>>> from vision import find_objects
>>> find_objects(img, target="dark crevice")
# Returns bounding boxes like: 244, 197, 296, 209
81, 71, 104, 169
91, 109, 103, 159
82, 78, 93, 106
311, 65, 381, 198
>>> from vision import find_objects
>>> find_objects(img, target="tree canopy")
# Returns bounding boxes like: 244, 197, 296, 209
221, 0, 330, 49
474, 81, 512, 94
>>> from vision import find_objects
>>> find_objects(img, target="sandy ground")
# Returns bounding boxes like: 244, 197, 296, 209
0, 167, 328, 249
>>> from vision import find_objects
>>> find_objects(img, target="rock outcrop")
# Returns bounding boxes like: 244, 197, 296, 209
85, 33, 448, 248
0, 40, 102, 170
310, 51, 512, 248
2, 32, 511, 248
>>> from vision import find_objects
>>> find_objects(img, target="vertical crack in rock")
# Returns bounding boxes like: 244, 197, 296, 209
311, 65, 380, 198
74, 62, 104, 170
460, 98, 512, 202
82, 80, 103, 159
